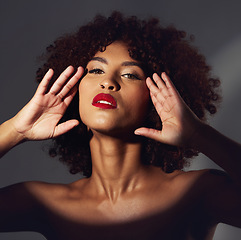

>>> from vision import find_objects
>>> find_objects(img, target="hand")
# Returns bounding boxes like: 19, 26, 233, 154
135, 72, 201, 147
11, 66, 84, 141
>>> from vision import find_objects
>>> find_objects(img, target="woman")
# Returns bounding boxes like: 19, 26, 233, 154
0, 12, 240, 240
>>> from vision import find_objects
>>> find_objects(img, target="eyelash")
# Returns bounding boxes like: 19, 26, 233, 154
88, 68, 104, 74
121, 73, 141, 80
88, 68, 141, 80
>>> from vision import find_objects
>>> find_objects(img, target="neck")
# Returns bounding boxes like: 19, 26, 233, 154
88, 131, 148, 202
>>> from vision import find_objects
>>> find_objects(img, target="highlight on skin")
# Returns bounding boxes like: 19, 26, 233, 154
36, 11, 221, 177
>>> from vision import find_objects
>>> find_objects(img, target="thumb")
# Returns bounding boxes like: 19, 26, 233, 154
53, 120, 79, 137
134, 127, 163, 142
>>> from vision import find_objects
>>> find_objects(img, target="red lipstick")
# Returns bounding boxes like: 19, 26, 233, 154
92, 93, 117, 109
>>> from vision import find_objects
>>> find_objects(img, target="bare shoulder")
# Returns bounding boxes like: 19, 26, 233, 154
169, 168, 229, 185
169, 168, 241, 226
160, 168, 232, 199
20, 177, 89, 203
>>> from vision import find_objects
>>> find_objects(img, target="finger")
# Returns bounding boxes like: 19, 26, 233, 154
146, 77, 169, 106
53, 120, 79, 137
49, 66, 75, 95
150, 92, 165, 117
161, 72, 173, 88
58, 67, 84, 99
36, 69, 54, 95
153, 73, 172, 98
161, 72, 179, 96
134, 127, 164, 143
146, 77, 159, 93
153, 73, 167, 90
63, 85, 78, 106
150, 89, 165, 108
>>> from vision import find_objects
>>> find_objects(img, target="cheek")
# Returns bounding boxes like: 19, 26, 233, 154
125, 85, 150, 117
131, 84, 149, 105
78, 80, 91, 119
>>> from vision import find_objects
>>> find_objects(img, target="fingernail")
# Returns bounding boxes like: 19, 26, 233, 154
134, 130, 141, 135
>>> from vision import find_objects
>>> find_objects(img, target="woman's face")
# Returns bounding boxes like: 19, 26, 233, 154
79, 41, 150, 136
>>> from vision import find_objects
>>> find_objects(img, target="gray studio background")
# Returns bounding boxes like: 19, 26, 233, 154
0, 0, 241, 239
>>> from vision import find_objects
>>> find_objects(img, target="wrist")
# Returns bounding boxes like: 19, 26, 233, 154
4, 118, 27, 144
0, 119, 26, 158
187, 119, 209, 151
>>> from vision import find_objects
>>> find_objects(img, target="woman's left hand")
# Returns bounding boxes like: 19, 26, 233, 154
135, 72, 202, 147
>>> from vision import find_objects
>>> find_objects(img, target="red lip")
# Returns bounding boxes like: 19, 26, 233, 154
92, 93, 117, 109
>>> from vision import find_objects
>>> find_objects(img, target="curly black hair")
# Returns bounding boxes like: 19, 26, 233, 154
36, 11, 221, 177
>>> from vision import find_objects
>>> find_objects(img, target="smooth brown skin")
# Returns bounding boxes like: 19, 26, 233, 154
0, 42, 241, 240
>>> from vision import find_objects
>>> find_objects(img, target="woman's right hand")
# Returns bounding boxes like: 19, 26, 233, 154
10, 66, 84, 141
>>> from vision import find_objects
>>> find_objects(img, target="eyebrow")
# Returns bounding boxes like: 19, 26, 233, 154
91, 57, 108, 64
90, 57, 142, 69
121, 61, 142, 68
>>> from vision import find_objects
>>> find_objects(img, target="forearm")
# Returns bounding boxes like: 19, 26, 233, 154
193, 122, 241, 186
0, 118, 25, 158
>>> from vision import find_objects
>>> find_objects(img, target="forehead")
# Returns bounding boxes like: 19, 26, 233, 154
88, 41, 142, 68
93, 41, 133, 61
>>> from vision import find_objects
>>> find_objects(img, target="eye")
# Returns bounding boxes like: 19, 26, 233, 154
88, 68, 104, 74
122, 73, 141, 80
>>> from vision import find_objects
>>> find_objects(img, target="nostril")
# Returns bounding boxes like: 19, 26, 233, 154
108, 86, 114, 90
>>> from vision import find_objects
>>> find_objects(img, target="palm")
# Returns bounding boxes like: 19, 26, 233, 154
12, 66, 84, 140
20, 92, 70, 139
135, 73, 200, 147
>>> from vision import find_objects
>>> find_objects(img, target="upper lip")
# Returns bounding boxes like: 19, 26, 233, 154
92, 93, 117, 108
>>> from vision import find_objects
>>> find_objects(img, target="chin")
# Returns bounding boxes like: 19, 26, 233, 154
80, 111, 146, 139
89, 123, 124, 136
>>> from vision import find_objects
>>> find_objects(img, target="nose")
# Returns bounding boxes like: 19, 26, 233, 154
99, 77, 120, 91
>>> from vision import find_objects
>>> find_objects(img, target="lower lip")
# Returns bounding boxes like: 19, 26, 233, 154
92, 102, 116, 109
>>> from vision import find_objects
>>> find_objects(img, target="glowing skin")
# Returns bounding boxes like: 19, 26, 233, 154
79, 41, 150, 137
1, 42, 241, 240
